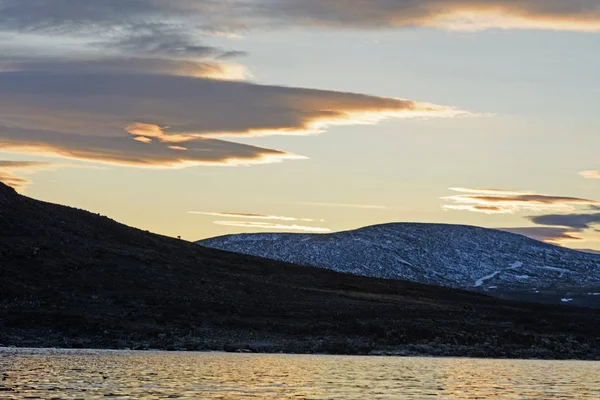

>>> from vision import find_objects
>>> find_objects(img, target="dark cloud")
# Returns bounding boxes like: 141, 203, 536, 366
2, 1, 599, 40
0, 57, 249, 80
0, 69, 461, 167
0, 125, 297, 167
0, 1, 237, 61
0, 0, 191, 32
104, 23, 220, 58
499, 227, 582, 243
505, 209, 600, 249
530, 212, 600, 230
216, 51, 248, 60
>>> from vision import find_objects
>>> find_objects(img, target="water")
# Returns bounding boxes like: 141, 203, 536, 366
0, 348, 599, 399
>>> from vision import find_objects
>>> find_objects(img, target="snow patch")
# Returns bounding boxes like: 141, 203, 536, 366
561, 298, 573, 303
509, 261, 523, 269
474, 271, 501, 287
535, 266, 573, 273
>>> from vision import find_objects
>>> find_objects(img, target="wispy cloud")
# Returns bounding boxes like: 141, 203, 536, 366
0, 160, 56, 191
298, 201, 388, 210
442, 187, 600, 214
499, 227, 583, 246
213, 220, 331, 233
580, 170, 600, 179
189, 211, 319, 222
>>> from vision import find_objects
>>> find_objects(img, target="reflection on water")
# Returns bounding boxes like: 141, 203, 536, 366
0, 348, 599, 399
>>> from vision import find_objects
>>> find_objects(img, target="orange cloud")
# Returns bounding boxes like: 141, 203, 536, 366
0, 160, 55, 191
580, 170, 600, 179
126, 123, 196, 144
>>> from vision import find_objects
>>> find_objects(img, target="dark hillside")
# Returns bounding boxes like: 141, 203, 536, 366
1, 183, 600, 359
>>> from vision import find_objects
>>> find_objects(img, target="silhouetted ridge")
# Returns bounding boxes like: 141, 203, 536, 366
2, 188, 600, 360
0, 182, 17, 204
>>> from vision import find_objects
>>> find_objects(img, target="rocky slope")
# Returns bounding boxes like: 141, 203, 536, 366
2, 182, 600, 360
199, 224, 600, 307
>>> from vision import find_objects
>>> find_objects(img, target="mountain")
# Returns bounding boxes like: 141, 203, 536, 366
199, 223, 600, 307
2, 182, 600, 360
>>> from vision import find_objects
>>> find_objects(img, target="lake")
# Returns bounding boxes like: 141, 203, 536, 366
0, 348, 599, 399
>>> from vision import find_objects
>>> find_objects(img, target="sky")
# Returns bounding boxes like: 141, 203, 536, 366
0, 0, 599, 252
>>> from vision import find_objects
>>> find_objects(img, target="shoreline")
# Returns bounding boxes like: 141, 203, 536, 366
2, 340, 599, 362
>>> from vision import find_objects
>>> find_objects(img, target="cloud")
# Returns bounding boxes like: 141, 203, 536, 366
297, 201, 388, 209
500, 227, 583, 245
530, 212, 600, 230
104, 23, 219, 58
0, 126, 298, 168
442, 187, 600, 214
0, 69, 466, 168
0, 160, 55, 190
503, 209, 600, 248
189, 211, 318, 222
213, 220, 331, 233
580, 170, 600, 179
0, 57, 252, 81
442, 204, 508, 214
256, 0, 600, 32
2, 0, 600, 37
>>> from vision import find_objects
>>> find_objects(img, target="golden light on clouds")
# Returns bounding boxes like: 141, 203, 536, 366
126, 123, 196, 144
0, 160, 55, 191
442, 187, 600, 214
0, 71, 470, 170
424, 8, 600, 32
580, 170, 600, 179
181, 61, 252, 81
266, 0, 600, 32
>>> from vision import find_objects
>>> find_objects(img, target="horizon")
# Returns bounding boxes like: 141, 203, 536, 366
6, 177, 600, 256
1, 1, 599, 252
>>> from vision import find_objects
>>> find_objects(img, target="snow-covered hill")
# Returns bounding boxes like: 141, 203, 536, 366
198, 223, 600, 307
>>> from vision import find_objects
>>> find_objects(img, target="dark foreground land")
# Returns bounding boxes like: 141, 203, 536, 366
1, 183, 600, 360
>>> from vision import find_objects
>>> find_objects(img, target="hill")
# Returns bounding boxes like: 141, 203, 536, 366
199, 224, 600, 307
1, 183, 600, 359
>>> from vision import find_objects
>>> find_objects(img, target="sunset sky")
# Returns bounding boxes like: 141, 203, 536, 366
1, 1, 599, 252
